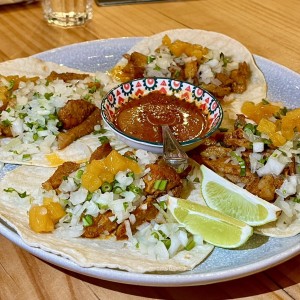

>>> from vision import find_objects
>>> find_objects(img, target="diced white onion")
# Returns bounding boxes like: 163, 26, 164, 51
256, 157, 286, 176
69, 187, 88, 205
253, 142, 264, 153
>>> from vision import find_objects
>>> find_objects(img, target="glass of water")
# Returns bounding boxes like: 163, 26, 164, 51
42, 0, 93, 27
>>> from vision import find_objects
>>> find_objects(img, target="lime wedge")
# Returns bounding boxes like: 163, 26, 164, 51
200, 165, 281, 226
167, 196, 253, 248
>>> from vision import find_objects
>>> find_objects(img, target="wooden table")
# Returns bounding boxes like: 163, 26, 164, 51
0, 0, 300, 299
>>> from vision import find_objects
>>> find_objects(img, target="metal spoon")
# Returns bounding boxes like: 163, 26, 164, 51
161, 124, 189, 171
146, 113, 188, 170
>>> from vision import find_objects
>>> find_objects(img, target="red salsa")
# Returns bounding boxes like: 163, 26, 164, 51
114, 91, 208, 143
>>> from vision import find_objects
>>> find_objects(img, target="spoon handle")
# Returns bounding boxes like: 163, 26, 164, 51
162, 125, 188, 170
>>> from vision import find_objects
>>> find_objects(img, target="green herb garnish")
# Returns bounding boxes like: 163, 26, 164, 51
82, 214, 93, 227
4, 187, 29, 198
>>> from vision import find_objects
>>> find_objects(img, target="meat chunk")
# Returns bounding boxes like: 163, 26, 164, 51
0, 123, 13, 137
89, 142, 112, 162
115, 196, 159, 240
201, 61, 251, 100
246, 174, 283, 202
230, 62, 250, 94
201, 83, 232, 99
58, 100, 97, 130
117, 52, 148, 81
223, 128, 252, 149
42, 161, 80, 191
46, 71, 89, 82
57, 108, 102, 149
200, 155, 244, 178
0, 86, 10, 111
143, 160, 182, 197
199, 145, 232, 160
83, 196, 159, 239
234, 114, 247, 129
215, 72, 234, 86
82, 211, 118, 238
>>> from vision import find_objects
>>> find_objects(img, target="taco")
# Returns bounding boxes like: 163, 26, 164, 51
0, 57, 116, 167
111, 29, 267, 127
0, 142, 214, 273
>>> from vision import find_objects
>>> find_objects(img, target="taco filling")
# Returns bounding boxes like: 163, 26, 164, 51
189, 100, 300, 237
29, 143, 203, 255
0, 70, 115, 166
114, 35, 251, 101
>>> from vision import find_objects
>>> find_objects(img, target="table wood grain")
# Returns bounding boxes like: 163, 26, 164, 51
0, 0, 300, 299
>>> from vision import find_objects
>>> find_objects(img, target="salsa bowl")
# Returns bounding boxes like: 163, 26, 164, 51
101, 78, 223, 153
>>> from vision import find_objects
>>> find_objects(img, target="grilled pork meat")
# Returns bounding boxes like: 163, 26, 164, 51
46, 71, 89, 82
115, 196, 159, 240
89, 142, 113, 163
42, 161, 80, 191
82, 210, 118, 238
57, 108, 102, 149
120, 52, 148, 81
58, 100, 97, 130
143, 160, 182, 197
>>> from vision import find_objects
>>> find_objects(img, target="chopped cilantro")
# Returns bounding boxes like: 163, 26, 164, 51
82, 214, 93, 227
33, 133, 39, 141
154, 64, 161, 71
93, 128, 107, 135
162, 239, 171, 249
8, 80, 15, 90
1, 119, 11, 127
261, 99, 270, 105
22, 154, 32, 161
33, 92, 41, 98
19, 112, 28, 119
4, 187, 29, 198
48, 113, 57, 120
218, 127, 229, 132
123, 202, 129, 210
147, 55, 155, 64
158, 230, 167, 239
86, 191, 93, 201
185, 237, 196, 251
151, 232, 159, 239
98, 136, 109, 144
89, 86, 97, 94
243, 123, 257, 134
44, 92, 54, 100
220, 52, 232, 67
173, 70, 181, 78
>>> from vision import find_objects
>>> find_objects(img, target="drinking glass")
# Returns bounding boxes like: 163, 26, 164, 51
42, 0, 93, 27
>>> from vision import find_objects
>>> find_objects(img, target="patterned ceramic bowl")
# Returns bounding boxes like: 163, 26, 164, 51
101, 78, 223, 154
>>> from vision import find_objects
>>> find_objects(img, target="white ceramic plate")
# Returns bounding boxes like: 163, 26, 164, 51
0, 37, 300, 287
